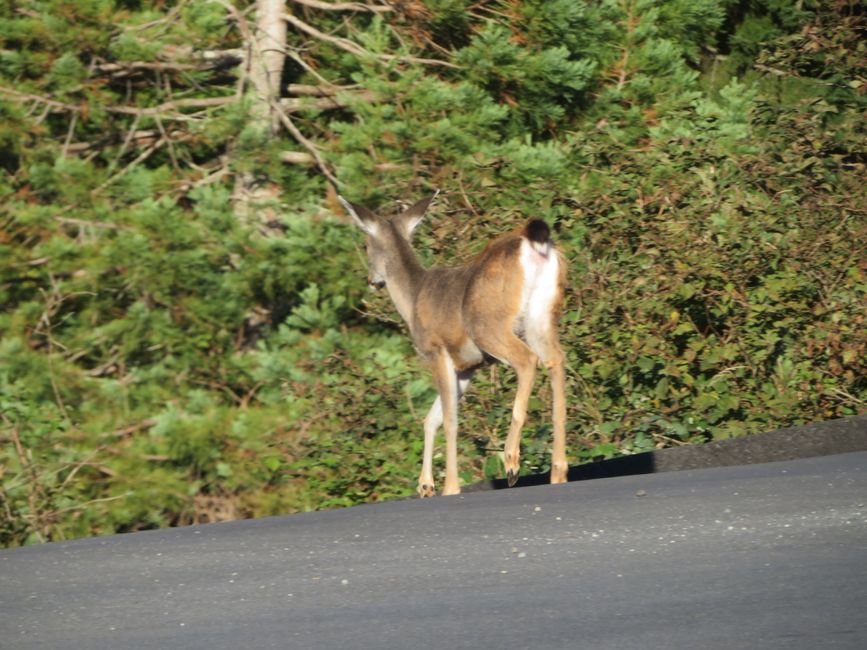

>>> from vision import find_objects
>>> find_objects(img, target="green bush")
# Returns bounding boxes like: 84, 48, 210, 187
1, 0, 864, 546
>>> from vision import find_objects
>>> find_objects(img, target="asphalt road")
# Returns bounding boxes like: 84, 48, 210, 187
2, 440, 866, 649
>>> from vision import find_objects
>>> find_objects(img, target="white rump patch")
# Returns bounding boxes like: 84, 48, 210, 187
517, 238, 560, 361
530, 239, 551, 257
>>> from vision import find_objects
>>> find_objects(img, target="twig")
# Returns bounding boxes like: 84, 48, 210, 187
207, 0, 253, 104
95, 137, 167, 191
105, 418, 159, 439
754, 63, 788, 77
109, 113, 142, 172
61, 112, 78, 157
9, 426, 48, 543
58, 447, 115, 491
285, 48, 339, 87
37, 283, 71, 424
51, 493, 132, 516
270, 98, 341, 187
124, 0, 188, 34
153, 112, 181, 172
0, 86, 80, 112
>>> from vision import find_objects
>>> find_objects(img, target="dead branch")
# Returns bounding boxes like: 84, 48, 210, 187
287, 83, 360, 96
282, 12, 459, 69
754, 63, 789, 77
94, 61, 205, 75
0, 86, 233, 119
281, 151, 315, 164
283, 11, 366, 55
106, 418, 158, 439
0, 86, 81, 113
291, 0, 393, 12
281, 151, 401, 174
280, 89, 379, 112
104, 95, 235, 116
61, 111, 78, 157
55, 217, 132, 231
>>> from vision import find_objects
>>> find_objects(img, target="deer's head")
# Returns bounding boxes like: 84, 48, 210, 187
339, 192, 438, 290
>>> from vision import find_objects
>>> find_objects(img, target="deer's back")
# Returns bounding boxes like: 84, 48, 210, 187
411, 229, 560, 370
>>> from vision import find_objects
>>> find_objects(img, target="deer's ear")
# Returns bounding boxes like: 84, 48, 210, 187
339, 195, 378, 236
395, 190, 439, 239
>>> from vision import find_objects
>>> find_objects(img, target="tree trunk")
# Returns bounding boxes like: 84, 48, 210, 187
233, 0, 287, 231
250, 0, 288, 134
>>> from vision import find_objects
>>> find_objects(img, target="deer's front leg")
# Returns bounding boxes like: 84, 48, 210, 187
430, 351, 461, 496
418, 370, 472, 498
419, 397, 442, 498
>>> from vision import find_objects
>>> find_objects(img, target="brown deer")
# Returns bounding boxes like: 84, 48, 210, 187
340, 192, 568, 496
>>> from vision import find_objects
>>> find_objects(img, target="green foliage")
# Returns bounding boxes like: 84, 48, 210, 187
1, 0, 865, 546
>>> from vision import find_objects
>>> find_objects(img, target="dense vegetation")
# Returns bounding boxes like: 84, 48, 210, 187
1, 0, 864, 546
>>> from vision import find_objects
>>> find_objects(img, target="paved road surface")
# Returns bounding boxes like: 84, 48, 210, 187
2, 445, 866, 648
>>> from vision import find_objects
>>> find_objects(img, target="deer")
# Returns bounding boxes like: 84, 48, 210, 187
340, 192, 568, 497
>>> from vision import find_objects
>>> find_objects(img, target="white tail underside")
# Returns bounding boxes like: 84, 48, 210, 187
518, 238, 560, 363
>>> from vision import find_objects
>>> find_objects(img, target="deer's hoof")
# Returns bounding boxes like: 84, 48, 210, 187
506, 468, 520, 487
551, 464, 568, 484
418, 483, 435, 498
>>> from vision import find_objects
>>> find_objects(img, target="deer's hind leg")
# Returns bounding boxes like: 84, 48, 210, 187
525, 307, 568, 484
528, 335, 567, 484
476, 333, 538, 487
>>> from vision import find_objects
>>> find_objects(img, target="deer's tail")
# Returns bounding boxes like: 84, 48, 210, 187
524, 219, 552, 256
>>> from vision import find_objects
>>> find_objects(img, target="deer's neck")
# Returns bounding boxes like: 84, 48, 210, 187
386, 237, 426, 324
